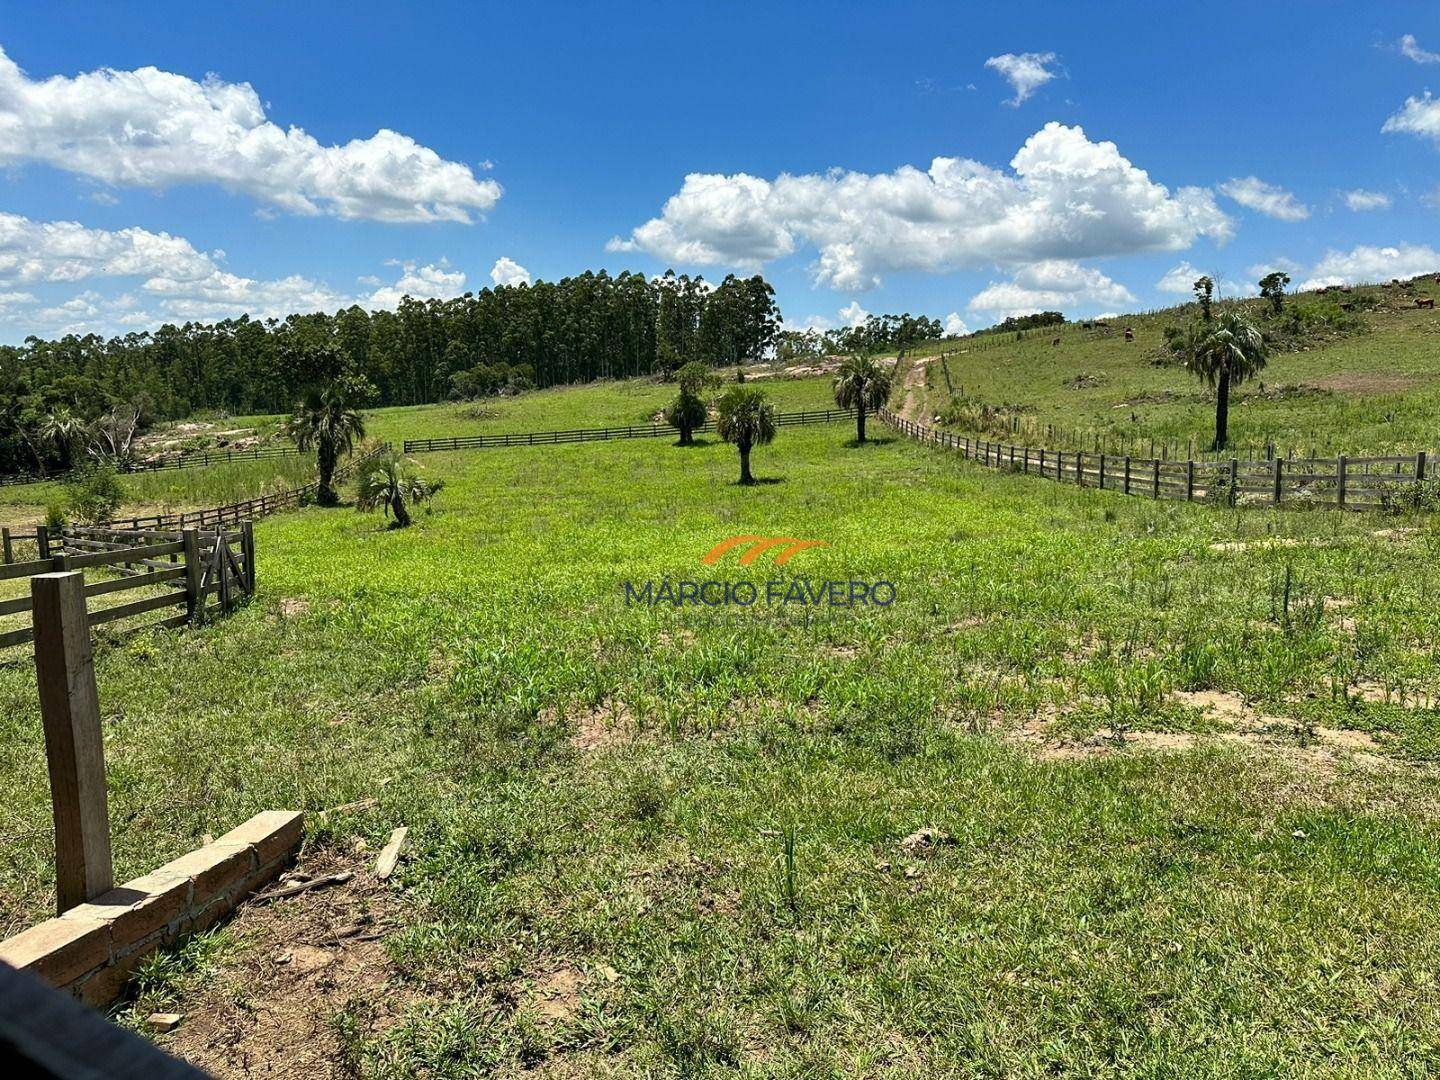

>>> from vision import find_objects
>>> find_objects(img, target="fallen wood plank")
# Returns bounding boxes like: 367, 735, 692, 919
251, 871, 353, 904
375, 827, 408, 880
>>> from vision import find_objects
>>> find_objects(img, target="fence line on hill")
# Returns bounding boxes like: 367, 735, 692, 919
403, 408, 857, 453
0, 443, 302, 490
878, 407, 1431, 511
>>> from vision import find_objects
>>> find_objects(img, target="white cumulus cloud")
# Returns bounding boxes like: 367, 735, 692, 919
1344, 189, 1392, 211
1298, 243, 1440, 290
1383, 92, 1440, 146
489, 256, 531, 287
838, 300, 870, 327
610, 123, 1232, 292
984, 52, 1059, 106
1156, 262, 1207, 295
944, 311, 968, 336
1217, 176, 1310, 221
968, 260, 1135, 318
0, 45, 501, 223
0, 212, 217, 284
364, 262, 467, 309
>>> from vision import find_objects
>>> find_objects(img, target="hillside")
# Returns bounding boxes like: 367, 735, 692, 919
900, 277, 1440, 458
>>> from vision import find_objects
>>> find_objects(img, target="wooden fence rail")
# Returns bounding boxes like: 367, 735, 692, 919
403, 408, 857, 453
0, 523, 254, 650
879, 408, 1432, 511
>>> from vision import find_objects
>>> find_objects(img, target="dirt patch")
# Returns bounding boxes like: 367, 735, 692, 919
278, 597, 310, 619
164, 851, 414, 1079
558, 699, 636, 752
525, 965, 586, 1023
1307, 372, 1424, 396
1207, 537, 1323, 554
895, 355, 933, 424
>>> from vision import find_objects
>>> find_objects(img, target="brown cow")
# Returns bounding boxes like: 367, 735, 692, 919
1124, 326, 1135, 342
1418, 297, 1436, 309
1052, 336, 1061, 347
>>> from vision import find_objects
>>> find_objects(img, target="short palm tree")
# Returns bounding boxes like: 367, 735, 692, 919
355, 451, 444, 528
664, 361, 718, 445
715, 385, 777, 485
1182, 311, 1268, 451
832, 354, 892, 443
39, 408, 86, 470
286, 386, 366, 505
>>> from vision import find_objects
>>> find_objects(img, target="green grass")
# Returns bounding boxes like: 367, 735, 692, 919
4, 378, 1440, 1074
905, 282, 1440, 459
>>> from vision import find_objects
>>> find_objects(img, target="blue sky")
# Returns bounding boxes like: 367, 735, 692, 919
1, 1, 1438, 343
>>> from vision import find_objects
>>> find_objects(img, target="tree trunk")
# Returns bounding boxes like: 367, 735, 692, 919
1213, 369, 1231, 451
856, 404, 867, 444
738, 443, 753, 485
678, 425, 692, 447
392, 496, 411, 528
318, 441, 338, 506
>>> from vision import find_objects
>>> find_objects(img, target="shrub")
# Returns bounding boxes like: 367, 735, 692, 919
44, 502, 67, 531
1377, 475, 1440, 513
64, 467, 126, 525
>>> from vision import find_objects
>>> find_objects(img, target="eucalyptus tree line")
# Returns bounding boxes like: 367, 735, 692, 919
0, 270, 782, 476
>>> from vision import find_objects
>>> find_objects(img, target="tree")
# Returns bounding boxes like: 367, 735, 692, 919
664, 361, 718, 445
287, 384, 367, 506
1258, 271, 1290, 316
1193, 276, 1215, 322
38, 408, 85, 470
715, 385, 777, 485
1181, 311, 1268, 451
832, 354, 893, 444
355, 451, 443, 528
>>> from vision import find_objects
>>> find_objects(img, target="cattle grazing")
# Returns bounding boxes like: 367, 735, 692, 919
1123, 326, 1135, 342
1418, 297, 1436, 309
1052, 337, 1061, 347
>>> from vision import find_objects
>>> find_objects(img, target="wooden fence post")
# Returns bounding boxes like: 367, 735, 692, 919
183, 529, 203, 626
1185, 460, 1195, 501
2, 526, 10, 564
1273, 458, 1283, 505
1417, 451, 1428, 483
1123, 456, 1131, 495
241, 521, 256, 595
36, 524, 49, 560
1337, 455, 1347, 509
31, 571, 113, 914
1152, 459, 1161, 499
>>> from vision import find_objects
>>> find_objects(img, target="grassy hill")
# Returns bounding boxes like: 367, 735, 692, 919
3, 375, 1440, 1074
901, 277, 1440, 459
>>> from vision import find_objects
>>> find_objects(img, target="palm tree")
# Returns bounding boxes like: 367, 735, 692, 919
39, 408, 86, 470
832, 354, 892, 443
665, 361, 717, 445
1182, 311, 1268, 451
355, 451, 443, 528
286, 386, 366, 506
715, 385, 777, 485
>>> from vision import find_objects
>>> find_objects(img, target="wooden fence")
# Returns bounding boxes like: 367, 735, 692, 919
879, 408, 1432, 511
0, 523, 253, 650
0, 443, 302, 489
404, 408, 857, 453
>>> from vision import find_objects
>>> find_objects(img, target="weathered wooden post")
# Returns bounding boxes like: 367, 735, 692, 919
1123, 456, 1131, 495
1273, 458, 1283, 505
2, 526, 10, 565
1417, 451, 1428, 484
1152, 459, 1161, 499
1336, 455, 1347, 509
182, 528, 203, 626
1185, 460, 1195, 501
31, 572, 112, 914
241, 521, 256, 595
35, 525, 49, 560
1228, 459, 1239, 505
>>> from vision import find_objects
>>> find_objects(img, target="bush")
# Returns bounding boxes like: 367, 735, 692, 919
64, 467, 126, 525
1378, 475, 1440, 513
44, 502, 67, 531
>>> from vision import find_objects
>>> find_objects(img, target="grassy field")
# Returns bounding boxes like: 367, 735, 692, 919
903, 280, 1440, 459
3, 375, 1440, 1075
